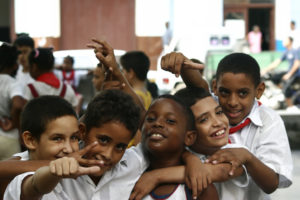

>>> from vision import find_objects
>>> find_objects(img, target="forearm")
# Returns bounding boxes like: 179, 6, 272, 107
150, 166, 185, 185
22, 166, 61, 199
0, 160, 49, 179
181, 68, 209, 91
209, 163, 244, 182
245, 153, 279, 193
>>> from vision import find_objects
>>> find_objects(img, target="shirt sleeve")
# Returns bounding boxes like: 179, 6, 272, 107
4, 172, 34, 200
255, 109, 293, 188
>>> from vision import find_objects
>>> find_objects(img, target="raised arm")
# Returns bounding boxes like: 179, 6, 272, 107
161, 52, 209, 91
87, 39, 146, 117
261, 58, 281, 76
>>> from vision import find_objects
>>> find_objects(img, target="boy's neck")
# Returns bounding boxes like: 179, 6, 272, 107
131, 79, 147, 91
148, 153, 183, 170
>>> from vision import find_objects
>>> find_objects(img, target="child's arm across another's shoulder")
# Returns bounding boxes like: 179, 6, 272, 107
207, 147, 279, 194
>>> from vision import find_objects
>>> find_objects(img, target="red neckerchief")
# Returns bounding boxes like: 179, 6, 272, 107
228, 101, 262, 143
62, 70, 75, 81
36, 72, 60, 88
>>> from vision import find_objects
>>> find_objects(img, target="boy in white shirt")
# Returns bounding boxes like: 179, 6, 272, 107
160, 52, 293, 199
0, 43, 26, 160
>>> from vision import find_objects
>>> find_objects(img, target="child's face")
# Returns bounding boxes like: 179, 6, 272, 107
84, 121, 132, 176
141, 98, 188, 155
17, 46, 32, 69
92, 66, 105, 91
32, 115, 80, 160
190, 96, 228, 149
213, 72, 263, 125
62, 58, 73, 71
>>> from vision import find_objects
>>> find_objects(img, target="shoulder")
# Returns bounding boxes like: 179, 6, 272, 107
258, 105, 284, 126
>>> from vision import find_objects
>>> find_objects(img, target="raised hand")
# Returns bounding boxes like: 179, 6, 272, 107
49, 157, 101, 178
161, 52, 204, 77
68, 141, 104, 167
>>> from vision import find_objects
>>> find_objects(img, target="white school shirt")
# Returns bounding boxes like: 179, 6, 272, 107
0, 74, 24, 139
4, 144, 148, 200
15, 65, 34, 90
188, 143, 249, 200
143, 184, 191, 200
229, 101, 293, 200
23, 80, 78, 108
54, 69, 88, 88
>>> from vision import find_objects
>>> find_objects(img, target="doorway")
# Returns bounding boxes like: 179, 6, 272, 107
249, 8, 271, 51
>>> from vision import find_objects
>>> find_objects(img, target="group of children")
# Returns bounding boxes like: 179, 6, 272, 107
0, 36, 293, 200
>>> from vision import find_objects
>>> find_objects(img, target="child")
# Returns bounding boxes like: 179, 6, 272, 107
92, 63, 106, 92
136, 94, 219, 200
13, 34, 35, 90
120, 51, 153, 109
4, 89, 145, 199
24, 48, 78, 110
175, 87, 250, 200
0, 95, 84, 199
161, 52, 293, 199
0, 43, 26, 160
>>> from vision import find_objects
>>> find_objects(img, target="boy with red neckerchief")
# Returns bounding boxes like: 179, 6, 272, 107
161, 52, 293, 200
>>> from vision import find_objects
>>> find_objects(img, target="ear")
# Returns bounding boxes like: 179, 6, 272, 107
22, 131, 38, 150
255, 82, 265, 99
212, 78, 217, 94
127, 68, 135, 80
79, 122, 86, 141
184, 130, 197, 146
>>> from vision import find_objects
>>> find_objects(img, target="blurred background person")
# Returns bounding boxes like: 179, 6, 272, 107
247, 25, 262, 53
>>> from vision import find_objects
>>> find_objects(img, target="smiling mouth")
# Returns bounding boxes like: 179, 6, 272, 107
148, 132, 166, 141
211, 129, 226, 138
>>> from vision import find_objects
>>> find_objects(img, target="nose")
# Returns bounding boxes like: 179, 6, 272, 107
228, 94, 238, 108
153, 117, 164, 128
102, 146, 113, 161
62, 141, 73, 154
211, 114, 222, 127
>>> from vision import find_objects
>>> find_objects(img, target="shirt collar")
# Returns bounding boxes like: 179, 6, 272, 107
245, 100, 263, 127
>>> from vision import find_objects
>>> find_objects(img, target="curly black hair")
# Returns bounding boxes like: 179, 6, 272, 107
84, 90, 141, 137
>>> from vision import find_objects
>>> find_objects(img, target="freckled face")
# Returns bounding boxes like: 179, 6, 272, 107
191, 97, 228, 149
214, 72, 261, 125
84, 121, 132, 177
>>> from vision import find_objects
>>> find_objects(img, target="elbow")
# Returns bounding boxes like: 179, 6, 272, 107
262, 178, 279, 194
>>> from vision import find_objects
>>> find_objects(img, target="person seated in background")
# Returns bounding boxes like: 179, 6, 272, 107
261, 36, 300, 110
120, 51, 153, 109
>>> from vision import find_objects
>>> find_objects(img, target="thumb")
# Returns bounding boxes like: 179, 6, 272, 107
78, 166, 101, 176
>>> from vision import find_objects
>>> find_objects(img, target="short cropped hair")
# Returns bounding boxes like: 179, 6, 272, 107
83, 90, 141, 137
13, 35, 34, 48
28, 48, 54, 72
64, 55, 74, 65
155, 94, 195, 131
216, 53, 261, 87
120, 51, 150, 81
0, 43, 18, 72
21, 95, 77, 140
174, 87, 211, 108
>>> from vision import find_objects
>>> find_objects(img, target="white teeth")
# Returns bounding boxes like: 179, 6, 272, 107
150, 133, 163, 139
215, 130, 224, 136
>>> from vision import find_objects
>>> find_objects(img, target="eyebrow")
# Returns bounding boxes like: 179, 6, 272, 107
196, 105, 222, 120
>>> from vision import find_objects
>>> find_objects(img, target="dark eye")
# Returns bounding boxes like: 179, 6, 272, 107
116, 144, 127, 152
98, 136, 110, 144
71, 135, 80, 141
52, 136, 63, 142
219, 89, 229, 97
166, 118, 176, 124
238, 90, 248, 97
146, 116, 156, 122
199, 117, 208, 123
216, 109, 224, 115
